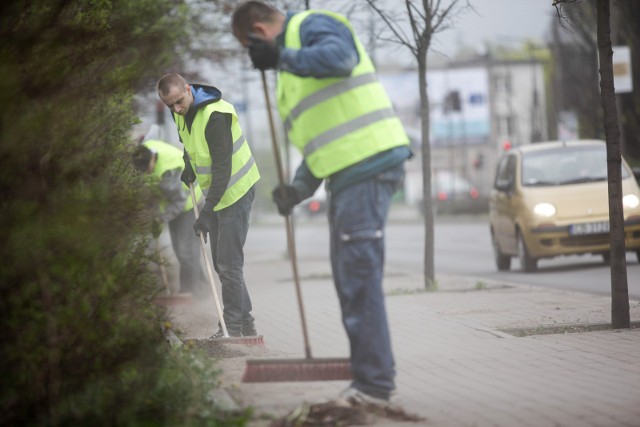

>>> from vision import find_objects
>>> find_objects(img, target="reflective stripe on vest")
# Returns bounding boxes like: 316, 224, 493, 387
174, 100, 260, 211
142, 139, 201, 212
303, 108, 398, 158
190, 133, 249, 175
277, 10, 408, 178
186, 139, 255, 190
283, 73, 378, 134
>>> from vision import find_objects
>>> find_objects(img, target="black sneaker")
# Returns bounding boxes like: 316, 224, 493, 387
242, 323, 258, 336
210, 329, 241, 339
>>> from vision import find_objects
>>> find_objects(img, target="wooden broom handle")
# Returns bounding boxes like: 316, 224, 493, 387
260, 71, 312, 359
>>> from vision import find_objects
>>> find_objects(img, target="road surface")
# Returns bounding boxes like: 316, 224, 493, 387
248, 212, 640, 300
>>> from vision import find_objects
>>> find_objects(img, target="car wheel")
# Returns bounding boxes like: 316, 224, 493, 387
636, 250, 640, 264
601, 252, 611, 265
517, 231, 537, 272
491, 231, 511, 271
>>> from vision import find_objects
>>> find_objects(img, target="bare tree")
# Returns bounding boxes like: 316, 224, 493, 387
551, 1, 640, 161
553, 0, 630, 328
363, 0, 469, 287
612, 3, 640, 161
549, 4, 602, 141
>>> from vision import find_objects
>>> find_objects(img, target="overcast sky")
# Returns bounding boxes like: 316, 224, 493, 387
308, 0, 557, 67
430, 0, 556, 57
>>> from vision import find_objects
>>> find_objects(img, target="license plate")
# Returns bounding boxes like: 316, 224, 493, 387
569, 221, 610, 235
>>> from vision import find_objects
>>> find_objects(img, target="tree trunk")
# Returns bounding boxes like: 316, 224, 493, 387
596, 0, 630, 328
418, 55, 435, 287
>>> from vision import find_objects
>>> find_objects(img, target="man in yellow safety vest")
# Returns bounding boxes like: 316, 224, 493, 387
157, 73, 261, 338
233, 1, 412, 406
132, 138, 209, 297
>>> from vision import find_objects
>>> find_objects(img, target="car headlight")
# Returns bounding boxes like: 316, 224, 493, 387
534, 202, 556, 217
623, 194, 640, 209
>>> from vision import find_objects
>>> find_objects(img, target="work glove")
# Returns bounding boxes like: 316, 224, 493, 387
272, 184, 299, 216
151, 218, 163, 239
181, 163, 196, 187
194, 201, 215, 243
248, 34, 280, 70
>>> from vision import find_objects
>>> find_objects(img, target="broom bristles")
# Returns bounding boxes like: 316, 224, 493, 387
242, 357, 352, 382
209, 335, 265, 346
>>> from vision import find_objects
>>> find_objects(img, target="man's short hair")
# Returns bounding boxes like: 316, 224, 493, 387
232, 1, 280, 40
157, 73, 187, 97
132, 145, 153, 173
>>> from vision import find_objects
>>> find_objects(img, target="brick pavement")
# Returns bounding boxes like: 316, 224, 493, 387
167, 220, 640, 427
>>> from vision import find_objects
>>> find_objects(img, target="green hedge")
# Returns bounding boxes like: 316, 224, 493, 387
0, 1, 248, 425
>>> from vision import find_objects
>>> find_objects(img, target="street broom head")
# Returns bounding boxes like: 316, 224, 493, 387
208, 334, 265, 347
242, 357, 352, 383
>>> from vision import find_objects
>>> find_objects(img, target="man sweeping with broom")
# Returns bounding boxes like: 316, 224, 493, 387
232, 1, 412, 406
157, 73, 261, 340
132, 137, 209, 298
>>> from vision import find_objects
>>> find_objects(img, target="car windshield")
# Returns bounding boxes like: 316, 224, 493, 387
520, 145, 629, 187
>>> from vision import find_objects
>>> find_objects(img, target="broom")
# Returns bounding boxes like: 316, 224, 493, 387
241, 71, 351, 382
190, 183, 264, 346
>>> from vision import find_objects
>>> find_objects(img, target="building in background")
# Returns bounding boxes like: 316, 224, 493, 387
380, 54, 548, 209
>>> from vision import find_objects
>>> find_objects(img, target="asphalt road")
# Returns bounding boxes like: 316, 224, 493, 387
386, 216, 640, 300
249, 212, 640, 300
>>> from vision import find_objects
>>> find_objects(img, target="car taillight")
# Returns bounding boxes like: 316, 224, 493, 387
309, 200, 321, 212
470, 188, 479, 199
438, 192, 448, 201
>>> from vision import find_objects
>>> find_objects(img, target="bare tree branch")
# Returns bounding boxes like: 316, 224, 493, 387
360, 0, 470, 287
553, 0, 581, 31
431, 1, 460, 35
365, 0, 417, 56
405, 0, 422, 53
406, 0, 425, 23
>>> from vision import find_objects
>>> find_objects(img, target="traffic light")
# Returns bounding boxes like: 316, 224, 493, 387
450, 91, 461, 111
473, 153, 484, 170
444, 91, 462, 113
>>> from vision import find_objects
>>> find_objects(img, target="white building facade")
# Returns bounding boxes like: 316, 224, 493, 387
379, 57, 548, 206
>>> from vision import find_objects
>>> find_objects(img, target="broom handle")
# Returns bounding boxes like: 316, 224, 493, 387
261, 70, 312, 359
190, 183, 230, 338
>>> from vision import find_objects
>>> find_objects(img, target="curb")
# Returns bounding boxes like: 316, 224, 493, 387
163, 327, 241, 412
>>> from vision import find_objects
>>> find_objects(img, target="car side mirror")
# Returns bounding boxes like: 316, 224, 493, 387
495, 179, 513, 193
632, 166, 640, 185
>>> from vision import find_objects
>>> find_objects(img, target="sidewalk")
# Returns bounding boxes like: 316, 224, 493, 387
167, 222, 640, 427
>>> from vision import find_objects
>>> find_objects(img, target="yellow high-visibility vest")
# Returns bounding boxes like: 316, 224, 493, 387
143, 139, 201, 212
174, 100, 260, 211
277, 10, 409, 178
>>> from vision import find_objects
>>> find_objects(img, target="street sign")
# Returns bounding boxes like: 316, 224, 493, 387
613, 46, 633, 94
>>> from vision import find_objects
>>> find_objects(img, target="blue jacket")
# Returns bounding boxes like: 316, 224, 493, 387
276, 11, 411, 198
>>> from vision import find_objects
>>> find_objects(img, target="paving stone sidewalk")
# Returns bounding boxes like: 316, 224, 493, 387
167, 241, 640, 427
